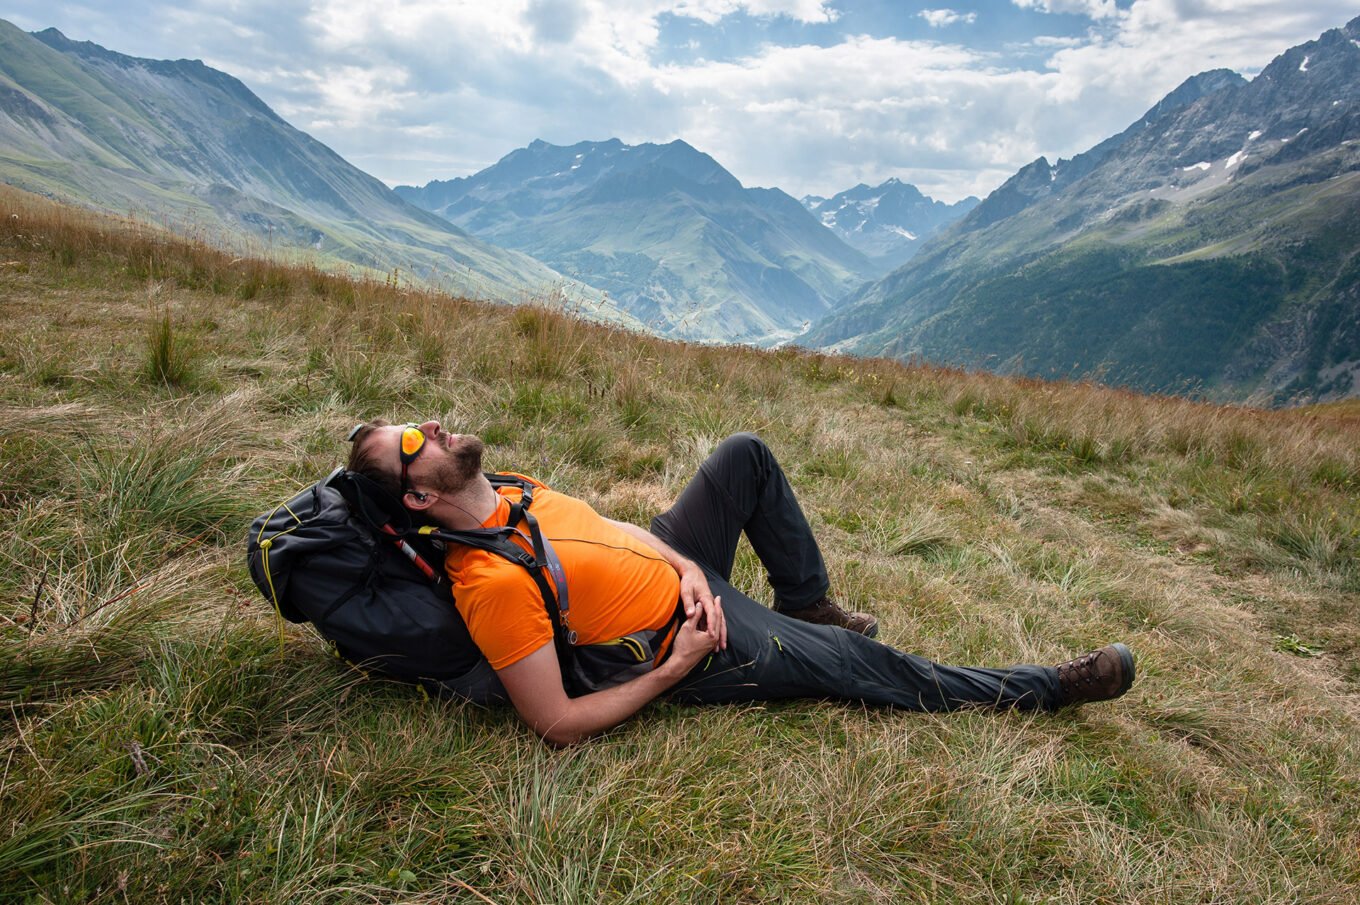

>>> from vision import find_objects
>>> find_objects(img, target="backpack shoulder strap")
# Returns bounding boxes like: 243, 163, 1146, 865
430, 524, 577, 676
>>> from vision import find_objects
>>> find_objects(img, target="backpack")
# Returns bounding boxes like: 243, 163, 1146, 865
246, 469, 679, 700
246, 467, 505, 702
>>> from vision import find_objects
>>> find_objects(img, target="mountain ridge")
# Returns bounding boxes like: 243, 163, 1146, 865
397, 137, 875, 344
0, 21, 632, 321
801, 178, 978, 270
807, 15, 1360, 405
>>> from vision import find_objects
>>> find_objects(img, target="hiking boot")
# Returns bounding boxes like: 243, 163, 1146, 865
1054, 643, 1135, 708
779, 596, 879, 638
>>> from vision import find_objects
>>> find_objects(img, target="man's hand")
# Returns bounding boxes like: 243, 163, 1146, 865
606, 517, 728, 651
678, 561, 727, 651
670, 599, 723, 670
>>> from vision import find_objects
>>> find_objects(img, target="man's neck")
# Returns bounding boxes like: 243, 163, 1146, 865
431, 474, 499, 530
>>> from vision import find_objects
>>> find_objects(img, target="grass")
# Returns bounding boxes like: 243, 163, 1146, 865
2, 183, 1359, 902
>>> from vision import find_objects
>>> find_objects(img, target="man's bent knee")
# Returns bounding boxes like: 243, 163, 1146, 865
710, 432, 769, 468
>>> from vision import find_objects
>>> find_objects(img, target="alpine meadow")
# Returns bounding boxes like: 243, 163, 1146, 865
2, 184, 1359, 902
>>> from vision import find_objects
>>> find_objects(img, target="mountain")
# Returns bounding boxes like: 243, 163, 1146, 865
396, 138, 876, 345
808, 16, 1360, 405
0, 21, 631, 321
800, 179, 978, 270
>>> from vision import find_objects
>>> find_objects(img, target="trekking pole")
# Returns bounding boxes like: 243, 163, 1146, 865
377, 523, 442, 583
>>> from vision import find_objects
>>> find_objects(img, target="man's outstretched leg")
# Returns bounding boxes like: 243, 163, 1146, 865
670, 582, 1135, 711
651, 434, 1136, 712
650, 433, 878, 636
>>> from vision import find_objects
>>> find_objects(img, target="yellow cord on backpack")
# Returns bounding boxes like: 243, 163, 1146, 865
258, 537, 288, 652
255, 500, 304, 654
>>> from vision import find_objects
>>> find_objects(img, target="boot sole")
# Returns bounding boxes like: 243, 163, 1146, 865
1111, 642, 1136, 696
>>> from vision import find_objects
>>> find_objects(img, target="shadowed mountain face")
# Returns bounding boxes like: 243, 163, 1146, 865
808, 16, 1360, 406
396, 139, 876, 345
800, 179, 978, 271
0, 21, 628, 318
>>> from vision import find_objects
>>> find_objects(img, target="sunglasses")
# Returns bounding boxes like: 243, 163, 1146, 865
348, 422, 428, 495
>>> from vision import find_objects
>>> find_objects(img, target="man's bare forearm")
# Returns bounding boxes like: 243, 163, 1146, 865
607, 518, 695, 573
497, 617, 711, 747
542, 655, 693, 746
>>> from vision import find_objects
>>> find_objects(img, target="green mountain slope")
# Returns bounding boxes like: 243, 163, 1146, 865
808, 17, 1360, 405
397, 139, 875, 345
0, 21, 633, 322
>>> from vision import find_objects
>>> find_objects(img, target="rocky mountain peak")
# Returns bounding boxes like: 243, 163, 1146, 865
800, 176, 978, 269
29, 25, 280, 122
1144, 70, 1247, 124
960, 157, 1053, 231
805, 13, 1360, 406
395, 135, 872, 343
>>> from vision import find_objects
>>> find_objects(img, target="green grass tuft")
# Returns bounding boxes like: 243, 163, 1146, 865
143, 309, 196, 387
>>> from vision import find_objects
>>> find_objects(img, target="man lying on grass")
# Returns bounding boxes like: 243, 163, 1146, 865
347, 422, 1136, 746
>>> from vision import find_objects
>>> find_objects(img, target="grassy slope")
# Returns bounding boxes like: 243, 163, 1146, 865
1, 185, 1358, 903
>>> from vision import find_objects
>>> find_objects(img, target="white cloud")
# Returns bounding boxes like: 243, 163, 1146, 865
648, 36, 1065, 199
230, 0, 1356, 201
919, 9, 978, 28
1039, 0, 1352, 107
8, 0, 1358, 202
1031, 35, 1084, 47
670, 0, 838, 24
1012, 0, 1120, 20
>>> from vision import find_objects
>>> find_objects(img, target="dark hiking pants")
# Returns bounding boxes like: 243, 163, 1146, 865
650, 433, 1060, 712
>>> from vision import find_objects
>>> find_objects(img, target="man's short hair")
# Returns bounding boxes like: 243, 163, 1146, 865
346, 418, 403, 499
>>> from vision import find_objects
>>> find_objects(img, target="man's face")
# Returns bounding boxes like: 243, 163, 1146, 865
374, 420, 484, 497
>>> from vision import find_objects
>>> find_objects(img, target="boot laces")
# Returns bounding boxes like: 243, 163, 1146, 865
1060, 650, 1101, 687
817, 599, 849, 618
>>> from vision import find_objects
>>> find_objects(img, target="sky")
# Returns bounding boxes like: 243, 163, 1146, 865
4, 1, 1355, 202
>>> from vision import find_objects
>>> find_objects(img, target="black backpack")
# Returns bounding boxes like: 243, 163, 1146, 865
246, 468, 505, 702
246, 469, 677, 701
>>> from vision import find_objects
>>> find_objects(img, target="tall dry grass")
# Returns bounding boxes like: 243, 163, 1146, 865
2, 184, 1359, 902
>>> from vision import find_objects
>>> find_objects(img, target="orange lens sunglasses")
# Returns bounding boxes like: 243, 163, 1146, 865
396, 424, 427, 494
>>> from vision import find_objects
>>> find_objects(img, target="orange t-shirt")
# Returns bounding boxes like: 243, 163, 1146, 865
444, 475, 681, 670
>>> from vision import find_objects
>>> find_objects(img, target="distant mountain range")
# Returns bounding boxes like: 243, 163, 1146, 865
396, 139, 876, 344
808, 15, 1360, 404
5, 14, 1358, 403
800, 179, 978, 270
0, 20, 634, 323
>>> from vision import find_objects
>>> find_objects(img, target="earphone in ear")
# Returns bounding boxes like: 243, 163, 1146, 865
412, 491, 428, 502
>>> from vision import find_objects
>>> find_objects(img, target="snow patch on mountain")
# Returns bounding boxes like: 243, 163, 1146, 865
1182, 162, 1212, 172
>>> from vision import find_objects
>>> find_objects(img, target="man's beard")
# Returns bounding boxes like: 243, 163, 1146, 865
428, 436, 485, 495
